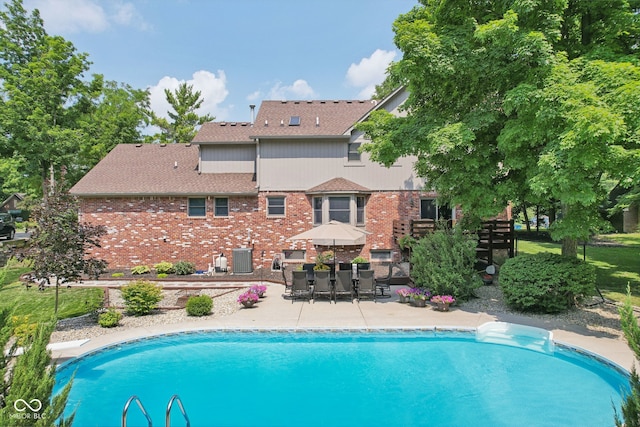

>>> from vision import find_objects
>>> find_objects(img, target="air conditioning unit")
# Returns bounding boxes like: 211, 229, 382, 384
232, 248, 253, 274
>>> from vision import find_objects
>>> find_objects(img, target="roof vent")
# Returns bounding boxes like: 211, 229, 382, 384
264, 120, 268, 127
220, 122, 227, 126
316, 116, 319, 127
280, 120, 284, 126
135, 143, 142, 147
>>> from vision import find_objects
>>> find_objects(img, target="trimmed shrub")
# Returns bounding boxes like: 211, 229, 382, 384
131, 265, 151, 275
410, 226, 482, 300
157, 273, 168, 278
499, 252, 596, 313
111, 272, 125, 278
174, 260, 196, 275
186, 295, 213, 316
120, 280, 163, 316
98, 308, 122, 327
154, 261, 174, 274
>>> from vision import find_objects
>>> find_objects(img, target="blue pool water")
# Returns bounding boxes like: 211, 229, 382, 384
55, 330, 630, 427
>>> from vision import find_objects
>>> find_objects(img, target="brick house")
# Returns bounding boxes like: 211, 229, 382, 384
70, 88, 456, 272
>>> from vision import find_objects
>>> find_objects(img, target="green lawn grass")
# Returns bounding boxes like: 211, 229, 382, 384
516, 233, 640, 305
0, 265, 104, 321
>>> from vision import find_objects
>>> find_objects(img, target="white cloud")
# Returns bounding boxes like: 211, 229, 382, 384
148, 70, 229, 122
345, 49, 397, 98
267, 79, 317, 100
28, 0, 108, 33
26, 0, 149, 34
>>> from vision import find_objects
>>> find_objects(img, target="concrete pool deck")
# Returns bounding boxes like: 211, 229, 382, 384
50, 282, 637, 372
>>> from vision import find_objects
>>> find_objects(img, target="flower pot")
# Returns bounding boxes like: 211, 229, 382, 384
398, 295, 410, 304
411, 298, 426, 307
241, 300, 256, 308
434, 302, 450, 312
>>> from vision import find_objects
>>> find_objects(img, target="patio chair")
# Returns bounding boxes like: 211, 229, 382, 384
302, 263, 315, 283
356, 269, 376, 302
334, 270, 354, 303
375, 264, 393, 298
282, 265, 292, 296
291, 270, 311, 303
313, 270, 332, 303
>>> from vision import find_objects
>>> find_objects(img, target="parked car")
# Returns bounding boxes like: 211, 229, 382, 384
0, 213, 15, 240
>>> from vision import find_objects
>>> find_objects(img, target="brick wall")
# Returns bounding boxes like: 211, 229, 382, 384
78, 191, 425, 271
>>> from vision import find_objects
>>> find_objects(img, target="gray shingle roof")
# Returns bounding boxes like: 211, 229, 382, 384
192, 122, 254, 143
250, 100, 376, 138
307, 177, 371, 193
70, 144, 257, 196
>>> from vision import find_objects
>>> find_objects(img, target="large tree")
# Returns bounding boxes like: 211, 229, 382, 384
0, 0, 149, 197
358, 0, 640, 257
149, 82, 214, 144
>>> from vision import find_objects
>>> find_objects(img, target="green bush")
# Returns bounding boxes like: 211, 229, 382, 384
157, 273, 168, 278
410, 226, 481, 300
174, 260, 196, 275
154, 261, 174, 274
131, 265, 151, 275
120, 280, 163, 316
98, 308, 122, 327
499, 252, 596, 313
186, 295, 213, 316
111, 272, 125, 278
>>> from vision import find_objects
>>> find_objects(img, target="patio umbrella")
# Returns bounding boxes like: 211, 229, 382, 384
287, 220, 371, 266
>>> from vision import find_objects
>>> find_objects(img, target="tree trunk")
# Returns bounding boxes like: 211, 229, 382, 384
562, 237, 578, 258
522, 203, 531, 232
54, 277, 59, 315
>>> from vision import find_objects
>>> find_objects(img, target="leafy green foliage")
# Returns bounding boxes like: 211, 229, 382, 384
0, 0, 149, 196
615, 286, 640, 426
410, 226, 481, 300
500, 253, 596, 313
0, 312, 75, 426
153, 261, 174, 274
24, 179, 107, 313
174, 261, 195, 275
130, 265, 150, 275
148, 82, 214, 144
120, 280, 162, 316
98, 308, 122, 328
358, 0, 640, 258
186, 295, 213, 317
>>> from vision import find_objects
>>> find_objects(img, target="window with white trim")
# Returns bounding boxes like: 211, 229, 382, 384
348, 142, 361, 161
267, 196, 285, 216
188, 197, 206, 217
329, 196, 350, 223
312, 195, 367, 226
214, 198, 229, 217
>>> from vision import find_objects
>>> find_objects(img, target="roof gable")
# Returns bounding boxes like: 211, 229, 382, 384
307, 177, 370, 194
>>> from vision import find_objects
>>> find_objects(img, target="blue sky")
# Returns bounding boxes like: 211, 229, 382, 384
24, 0, 418, 123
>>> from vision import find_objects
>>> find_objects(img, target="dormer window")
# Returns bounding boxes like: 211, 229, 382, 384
289, 116, 300, 126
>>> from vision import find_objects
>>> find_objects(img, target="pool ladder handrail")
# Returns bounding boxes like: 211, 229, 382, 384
166, 394, 190, 427
122, 395, 153, 427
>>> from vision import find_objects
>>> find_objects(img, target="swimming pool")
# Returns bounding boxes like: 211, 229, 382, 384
55, 327, 630, 427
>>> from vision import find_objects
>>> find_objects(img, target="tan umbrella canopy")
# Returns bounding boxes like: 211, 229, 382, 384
287, 220, 370, 246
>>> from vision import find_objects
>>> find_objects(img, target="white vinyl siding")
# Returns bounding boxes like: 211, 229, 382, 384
200, 145, 255, 173
257, 139, 424, 191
